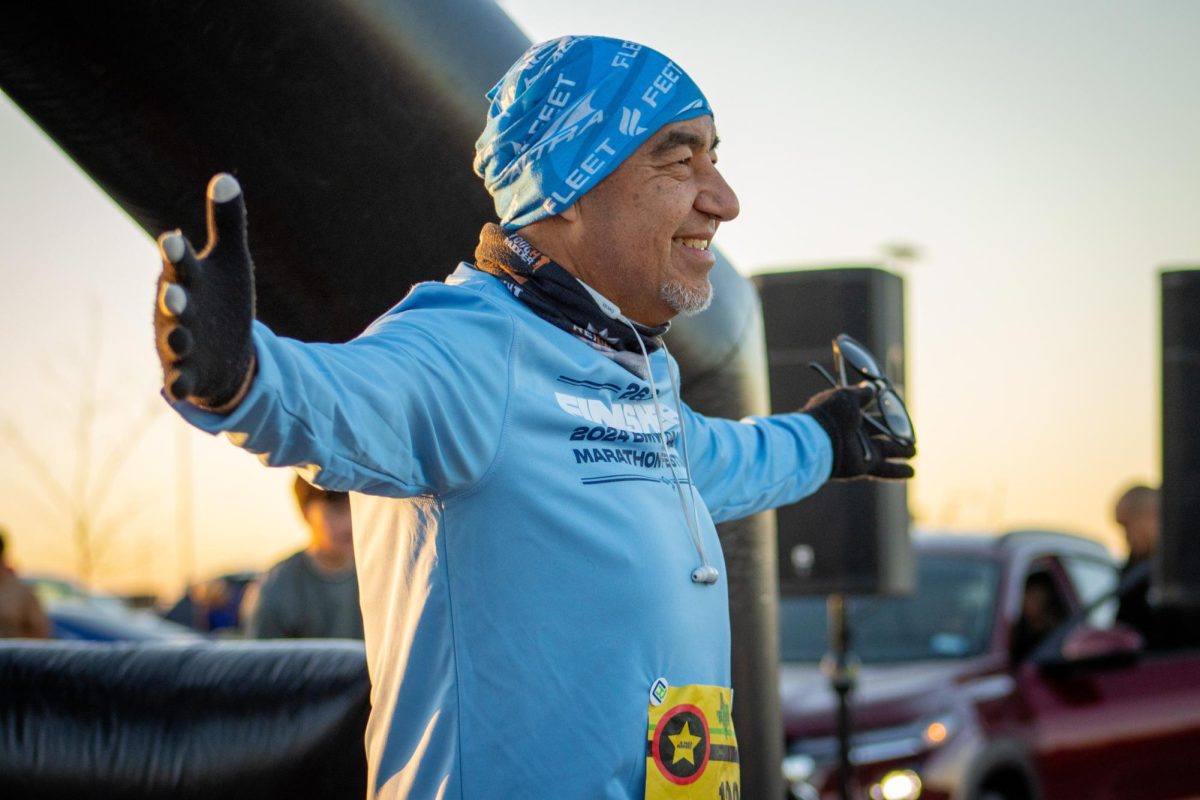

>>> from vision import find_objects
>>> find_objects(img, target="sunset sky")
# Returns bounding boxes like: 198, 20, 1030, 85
1, 0, 1197, 598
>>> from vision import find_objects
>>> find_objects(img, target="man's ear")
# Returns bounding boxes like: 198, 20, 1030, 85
300, 501, 320, 529
558, 201, 579, 223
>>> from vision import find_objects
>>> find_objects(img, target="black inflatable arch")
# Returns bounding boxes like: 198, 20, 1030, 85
1, 2, 782, 796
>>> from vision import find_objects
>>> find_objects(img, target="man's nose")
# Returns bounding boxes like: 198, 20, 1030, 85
697, 162, 740, 223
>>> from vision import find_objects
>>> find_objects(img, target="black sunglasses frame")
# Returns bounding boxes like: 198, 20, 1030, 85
809, 334, 916, 448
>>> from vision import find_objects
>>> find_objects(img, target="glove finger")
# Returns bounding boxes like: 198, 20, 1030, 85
158, 229, 200, 285
848, 384, 876, 407
169, 369, 195, 401
157, 280, 190, 319
873, 436, 917, 460
166, 326, 193, 358
201, 173, 247, 260
869, 460, 915, 480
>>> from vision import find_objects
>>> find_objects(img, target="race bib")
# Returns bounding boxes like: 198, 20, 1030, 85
645, 682, 740, 799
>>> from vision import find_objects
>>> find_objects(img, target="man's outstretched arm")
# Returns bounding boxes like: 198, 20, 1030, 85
154, 173, 256, 413
151, 174, 515, 497
683, 386, 916, 524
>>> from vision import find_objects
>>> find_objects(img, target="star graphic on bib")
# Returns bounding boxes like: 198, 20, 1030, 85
669, 721, 701, 765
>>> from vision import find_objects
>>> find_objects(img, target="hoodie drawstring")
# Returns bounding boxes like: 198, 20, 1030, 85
628, 324, 720, 585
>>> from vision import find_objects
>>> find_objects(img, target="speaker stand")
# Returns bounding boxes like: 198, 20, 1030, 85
822, 593, 856, 800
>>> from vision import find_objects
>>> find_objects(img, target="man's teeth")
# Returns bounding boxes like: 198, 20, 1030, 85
676, 238, 710, 250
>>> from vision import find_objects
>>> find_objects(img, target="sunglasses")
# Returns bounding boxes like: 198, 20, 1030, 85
809, 333, 916, 447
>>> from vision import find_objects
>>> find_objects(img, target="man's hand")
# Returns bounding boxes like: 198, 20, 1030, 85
154, 173, 256, 411
802, 386, 916, 480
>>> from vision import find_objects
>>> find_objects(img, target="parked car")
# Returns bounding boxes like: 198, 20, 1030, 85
162, 570, 260, 636
779, 530, 1200, 800
22, 574, 200, 642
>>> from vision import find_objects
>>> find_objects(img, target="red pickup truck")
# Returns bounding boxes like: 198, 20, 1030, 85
779, 530, 1200, 800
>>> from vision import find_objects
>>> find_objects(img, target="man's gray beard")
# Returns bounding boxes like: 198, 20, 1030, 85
660, 278, 713, 317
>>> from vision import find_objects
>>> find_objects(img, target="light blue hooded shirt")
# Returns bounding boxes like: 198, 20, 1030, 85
174, 266, 832, 797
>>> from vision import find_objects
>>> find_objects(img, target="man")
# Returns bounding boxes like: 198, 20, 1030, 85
1113, 483, 1159, 639
0, 529, 51, 639
244, 476, 362, 639
153, 35, 914, 798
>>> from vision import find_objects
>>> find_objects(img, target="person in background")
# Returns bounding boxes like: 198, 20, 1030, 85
1010, 571, 1066, 663
164, 572, 257, 634
1113, 483, 1159, 640
244, 476, 362, 639
0, 528, 51, 639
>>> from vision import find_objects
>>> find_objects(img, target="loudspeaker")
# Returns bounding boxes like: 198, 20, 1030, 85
1157, 268, 1200, 608
753, 268, 914, 596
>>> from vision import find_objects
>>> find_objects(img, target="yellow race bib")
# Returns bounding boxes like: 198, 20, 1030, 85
645, 681, 740, 799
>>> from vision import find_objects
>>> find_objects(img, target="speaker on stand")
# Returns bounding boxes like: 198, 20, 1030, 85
754, 267, 914, 800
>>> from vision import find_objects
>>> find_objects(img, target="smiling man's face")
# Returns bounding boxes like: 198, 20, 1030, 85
553, 115, 740, 326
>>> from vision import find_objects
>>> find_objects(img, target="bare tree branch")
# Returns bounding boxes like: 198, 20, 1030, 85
3, 476, 69, 526
0, 418, 74, 509
3, 306, 169, 588
87, 396, 163, 518
92, 499, 147, 554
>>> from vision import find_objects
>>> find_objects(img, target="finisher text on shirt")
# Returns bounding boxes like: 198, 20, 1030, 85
556, 392, 680, 433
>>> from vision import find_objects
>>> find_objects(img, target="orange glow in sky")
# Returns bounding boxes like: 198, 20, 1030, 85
1, 1, 1196, 599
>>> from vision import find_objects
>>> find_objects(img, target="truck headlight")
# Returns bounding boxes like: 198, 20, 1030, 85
871, 769, 923, 800
852, 710, 961, 763
782, 753, 816, 783
781, 754, 819, 800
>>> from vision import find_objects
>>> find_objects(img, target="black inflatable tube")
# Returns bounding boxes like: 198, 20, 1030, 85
0, 641, 371, 799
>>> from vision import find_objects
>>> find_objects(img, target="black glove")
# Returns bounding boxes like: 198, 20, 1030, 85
154, 173, 256, 409
802, 385, 916, 480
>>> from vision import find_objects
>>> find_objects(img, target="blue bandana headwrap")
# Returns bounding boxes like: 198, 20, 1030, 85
473, 35, 712, 230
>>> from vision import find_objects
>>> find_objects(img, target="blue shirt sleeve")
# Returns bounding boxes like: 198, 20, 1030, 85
170, 283, 516, 497
680, 403, 833, 524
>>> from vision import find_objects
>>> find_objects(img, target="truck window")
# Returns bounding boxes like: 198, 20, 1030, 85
779, 555, 999, 664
